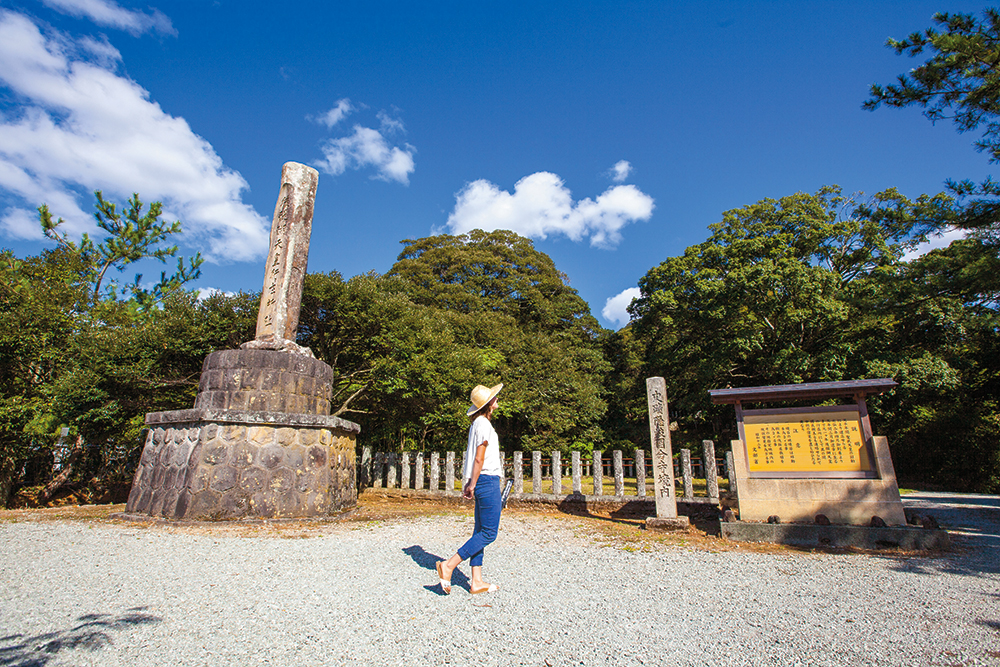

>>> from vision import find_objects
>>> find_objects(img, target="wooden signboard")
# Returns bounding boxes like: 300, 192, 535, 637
709, 379, 906, 525
743, 407, 874, 478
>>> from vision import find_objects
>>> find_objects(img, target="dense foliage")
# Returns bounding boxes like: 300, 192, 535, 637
611, 188, 998, 492
298, 230, 609, 454
0, 195, 253, 507
3, 8, 1000, 503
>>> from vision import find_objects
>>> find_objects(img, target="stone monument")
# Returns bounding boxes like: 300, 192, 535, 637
644, 377, 689, 530
124, 162, 360, 521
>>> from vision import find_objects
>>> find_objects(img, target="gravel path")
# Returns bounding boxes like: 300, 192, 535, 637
1, 493, 997, 667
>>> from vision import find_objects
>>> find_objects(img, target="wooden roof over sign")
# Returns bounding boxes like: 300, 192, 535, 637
708, 378, 897, 405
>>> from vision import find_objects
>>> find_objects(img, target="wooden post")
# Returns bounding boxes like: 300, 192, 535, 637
635, 449, 646, 497
373, 452, 384, 488
400, 452, 411, 490
681, 449, 693, 500
725, 450, 737, 496
360, 445, 371, 489
386, 453, 397, 488
571, 451, 582, 494
445, 451, 455, 494
513, 451, 523, 495
430, 452, 440, 492
532, 451, 542, 494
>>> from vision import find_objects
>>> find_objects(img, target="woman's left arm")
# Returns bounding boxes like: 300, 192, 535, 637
463, 442, 487, 499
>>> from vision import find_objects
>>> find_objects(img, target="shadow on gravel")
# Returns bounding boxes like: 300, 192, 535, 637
890, 493, 1000, 578
553, 497, 646, 527
552, 497, 722, 535
0, 607, 161, 667
402, 545, 471, 595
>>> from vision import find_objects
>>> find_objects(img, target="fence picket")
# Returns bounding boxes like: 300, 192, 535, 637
359, 446, 734, 502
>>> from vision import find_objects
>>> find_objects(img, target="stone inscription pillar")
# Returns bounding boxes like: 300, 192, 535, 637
251, 162, 319, 350
646, 377, 679, 518
123, 161, 362, 522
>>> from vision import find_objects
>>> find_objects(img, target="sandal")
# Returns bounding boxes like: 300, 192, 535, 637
470, 583, 498, 594
436, 561, 452, 594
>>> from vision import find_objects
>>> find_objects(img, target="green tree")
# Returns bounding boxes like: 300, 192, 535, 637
862, 8, 1000, 490
390, 229, 604, 340
40, 191, 203, 304
299, 271, 504, 450
0, 192, 223, 507
600, 324, 653, 450
36, 289, 257, 499
865, 9, 1000, 163
389, 230, 609, 452
300, 231, 610, 454
866, 8, 1000, 243
626, 186, 953, 442
0, 246, 92, 505
624, 185, 998, 490
859, 239, 1000, 491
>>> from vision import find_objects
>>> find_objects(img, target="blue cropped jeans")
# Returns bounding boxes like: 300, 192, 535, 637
457, 474, 501, 567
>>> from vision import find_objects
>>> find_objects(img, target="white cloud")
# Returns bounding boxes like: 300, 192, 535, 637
602, 287, 641, 329
445, 172, 654, 248
610, 160, 632, 183
377, 110, 405, 135
315, 124, 415, 185
40, 0, 175, 36
0, 10, 269, 261
195, 286, 236, 301
311, 98, 354, 129
903, 227, 968, 262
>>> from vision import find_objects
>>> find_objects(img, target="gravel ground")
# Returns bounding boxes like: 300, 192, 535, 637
0, 492, 997, 667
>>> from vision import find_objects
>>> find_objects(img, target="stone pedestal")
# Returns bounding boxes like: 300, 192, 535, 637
645, 516, 691, 532
125, 349, 360, 521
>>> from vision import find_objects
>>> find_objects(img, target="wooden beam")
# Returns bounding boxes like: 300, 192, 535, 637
709, 378, 897, 405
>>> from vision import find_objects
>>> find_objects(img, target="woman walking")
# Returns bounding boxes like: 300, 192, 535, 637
436, 383, 504, 595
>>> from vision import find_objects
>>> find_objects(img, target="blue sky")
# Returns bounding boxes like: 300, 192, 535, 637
0, 0, 994, 329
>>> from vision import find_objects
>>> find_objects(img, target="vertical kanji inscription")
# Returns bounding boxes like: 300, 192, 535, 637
254, 163, 319, 343
646, 376, 679, 518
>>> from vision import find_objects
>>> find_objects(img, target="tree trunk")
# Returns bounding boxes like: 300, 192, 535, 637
0, 454, 18, 509
38, 436, 84, 504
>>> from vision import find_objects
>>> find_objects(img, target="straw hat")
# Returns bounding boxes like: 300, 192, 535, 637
467, 383, 504, 416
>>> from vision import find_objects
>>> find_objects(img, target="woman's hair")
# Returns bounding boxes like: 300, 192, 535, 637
469, 396, 497, 421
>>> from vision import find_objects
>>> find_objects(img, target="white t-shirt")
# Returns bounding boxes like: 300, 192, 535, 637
463, 415, 503, 480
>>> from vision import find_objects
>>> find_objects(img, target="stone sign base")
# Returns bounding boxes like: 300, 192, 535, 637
125, 408, 358, 521
195, 348, 332, 415
720, 521, 951, 551
645, 516, 691, 532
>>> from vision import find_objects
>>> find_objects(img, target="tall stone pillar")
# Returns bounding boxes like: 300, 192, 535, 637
644, 377, 689, 530
123, 162, 360, 521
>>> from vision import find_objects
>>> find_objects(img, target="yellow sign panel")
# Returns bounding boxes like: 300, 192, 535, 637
744, 411, 872, 474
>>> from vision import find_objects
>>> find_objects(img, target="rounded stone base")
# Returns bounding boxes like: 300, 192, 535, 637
126, 414, 357, 521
